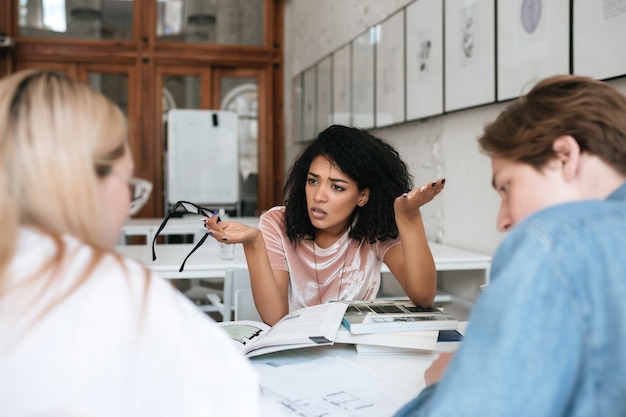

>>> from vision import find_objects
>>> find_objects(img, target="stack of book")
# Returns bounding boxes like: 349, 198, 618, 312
218, 299, 463, 358
336, 299, 463, 354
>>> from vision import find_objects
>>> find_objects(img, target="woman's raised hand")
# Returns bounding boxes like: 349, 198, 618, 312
202, 216, 262, 244
394, 177, 445, 219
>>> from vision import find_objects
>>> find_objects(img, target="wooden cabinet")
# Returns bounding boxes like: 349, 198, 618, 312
0, 0, 284, 217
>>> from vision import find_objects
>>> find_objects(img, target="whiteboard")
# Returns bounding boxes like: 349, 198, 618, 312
166, 109, 239, 206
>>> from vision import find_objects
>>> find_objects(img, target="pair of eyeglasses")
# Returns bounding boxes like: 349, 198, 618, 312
151, 201, 221, 272
128, 177, 153, 216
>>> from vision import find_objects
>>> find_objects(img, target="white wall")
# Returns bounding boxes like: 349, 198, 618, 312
283, 0, 626, 256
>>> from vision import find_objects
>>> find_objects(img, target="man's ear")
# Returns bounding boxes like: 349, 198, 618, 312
552, 135, 581, 182
357, 188, 370, 207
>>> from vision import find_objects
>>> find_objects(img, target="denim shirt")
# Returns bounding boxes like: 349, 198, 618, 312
395, 182, 626, 417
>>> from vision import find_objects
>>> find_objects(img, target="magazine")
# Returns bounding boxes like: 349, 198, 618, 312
353, 329, 464, 354
342, 299, 458, 334
218, 302, 349, 358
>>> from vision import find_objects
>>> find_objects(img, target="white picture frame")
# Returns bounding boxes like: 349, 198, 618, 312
375, 10, 405, 127
406, 0, 444, 120
332, 43, 351, 126
573, 0, 626, 80
351, 28, 375, 129
317, 55, 332, 131
444, 0, 496, 112
497, 0, 570, 101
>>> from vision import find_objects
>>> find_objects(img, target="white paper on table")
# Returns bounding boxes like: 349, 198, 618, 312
256, 356, 419, 417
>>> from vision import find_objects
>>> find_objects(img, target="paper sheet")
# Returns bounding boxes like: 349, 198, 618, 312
255, 356, 419, 417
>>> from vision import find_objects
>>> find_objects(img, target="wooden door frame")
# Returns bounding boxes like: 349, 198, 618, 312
2, 0, 284, 217
155, 65, 212, 214
211, 67, 271, 215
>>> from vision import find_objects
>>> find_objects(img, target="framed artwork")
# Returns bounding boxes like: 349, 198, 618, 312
497, 0, 570, 101
292, 74, 304, 144
444, 0, 495, 112
406, 0, 444, 120
316, 55, 332, 131
302, 66, 317, 142
573, 0, 626, 80
351, 28, 375, 129
332, 43, 351, 126
375, 10, 405, 127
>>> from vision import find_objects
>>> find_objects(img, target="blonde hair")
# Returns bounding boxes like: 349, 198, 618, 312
0, 70, 129, 299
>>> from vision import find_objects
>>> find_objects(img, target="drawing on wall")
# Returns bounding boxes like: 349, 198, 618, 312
375, 11, 404, 128
406, 0, 443, 120
516, 0, 546, 47
520, 0, 542, 34
497, 0, 569, 101
460, 3, 479, 65
418, 37, 432, 75
604, 0, 626, 19
444, 0, 495, 112
574, 0, 626, 80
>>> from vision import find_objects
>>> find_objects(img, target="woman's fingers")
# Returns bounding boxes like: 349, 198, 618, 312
397, 178, 446, 210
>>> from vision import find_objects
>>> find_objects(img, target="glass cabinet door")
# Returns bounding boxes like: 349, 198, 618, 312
18, 0, 134, 40
156, 0, 264, 45
220, 77, 258, 216
88, 71, 129, 115
162, 73, 202, 111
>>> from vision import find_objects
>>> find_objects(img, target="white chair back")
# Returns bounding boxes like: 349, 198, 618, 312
234, 288, 262, 322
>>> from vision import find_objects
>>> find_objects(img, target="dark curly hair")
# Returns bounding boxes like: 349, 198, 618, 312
284, 125, 413, 243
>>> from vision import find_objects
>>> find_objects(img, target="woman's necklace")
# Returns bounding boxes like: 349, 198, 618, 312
311, 239, 350, 304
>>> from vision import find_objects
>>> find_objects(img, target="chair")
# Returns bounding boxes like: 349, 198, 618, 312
234, 288, 262, 322
206, 267, 252, 321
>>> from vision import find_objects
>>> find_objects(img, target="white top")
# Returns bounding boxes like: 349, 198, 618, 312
0, 228, 262, 417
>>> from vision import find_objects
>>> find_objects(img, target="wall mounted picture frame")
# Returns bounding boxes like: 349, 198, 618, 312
302, 66, 317, 142
573, 0, 626, 80
332, 43, 351, 126
375, 10, 405, 128
351, 28, 375, 129
406, 0, 444, 120
497, 0, 570, 101
316, 55, 332, 131
444, 0, 495, 112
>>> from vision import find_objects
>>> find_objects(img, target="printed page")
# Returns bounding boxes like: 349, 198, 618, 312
334, 326, 439, 350
218, 320, 270, 350
260, 302, 348, 344
257, 356, 418, 417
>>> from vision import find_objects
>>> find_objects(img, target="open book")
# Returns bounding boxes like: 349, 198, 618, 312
342, 299, 458, 334
218, 302, 349, 358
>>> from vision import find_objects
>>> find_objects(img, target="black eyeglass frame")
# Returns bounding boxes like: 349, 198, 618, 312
151, 200, 221, 272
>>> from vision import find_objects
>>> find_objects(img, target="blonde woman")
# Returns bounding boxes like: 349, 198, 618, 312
0, 70, 262, 416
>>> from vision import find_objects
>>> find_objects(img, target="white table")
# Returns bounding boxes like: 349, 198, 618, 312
251, 321, 469, 416
381, 242, 492, 310
251, 343, 436, 392
116, 240, 490, 321
252, 344, 435, 416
